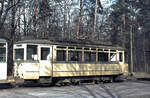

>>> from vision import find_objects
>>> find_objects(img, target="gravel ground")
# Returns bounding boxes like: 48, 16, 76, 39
0, 81, 150, 98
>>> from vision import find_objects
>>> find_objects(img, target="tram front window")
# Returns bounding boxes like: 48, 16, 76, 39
41, 48, 50, 60
0, 46, 6, 62
27, 45, 38, 60
15, 49, 24, 60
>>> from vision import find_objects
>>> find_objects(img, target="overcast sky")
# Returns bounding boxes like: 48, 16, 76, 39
101, 0, 116, 7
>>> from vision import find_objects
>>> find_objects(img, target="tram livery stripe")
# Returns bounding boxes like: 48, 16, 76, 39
53, 70, 120, 72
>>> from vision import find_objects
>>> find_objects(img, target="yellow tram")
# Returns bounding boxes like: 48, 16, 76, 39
14, 39, 128, 84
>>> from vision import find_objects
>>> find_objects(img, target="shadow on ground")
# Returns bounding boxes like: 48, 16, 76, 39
0, 83, 14, 89
137, 78, 150, 81
0, 82, 52, 90
17, 82, 52, 88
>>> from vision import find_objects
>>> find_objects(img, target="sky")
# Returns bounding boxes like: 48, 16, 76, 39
101, 0, 116, 7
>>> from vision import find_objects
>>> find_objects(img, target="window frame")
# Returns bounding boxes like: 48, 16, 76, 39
56, 50, 66, 61
14, 48, 24, 61
55, 45, 125, 63
0, 44, 6, 62
39, 46, 51, 61
27, 45, 38, 61
40, 47, 50, 61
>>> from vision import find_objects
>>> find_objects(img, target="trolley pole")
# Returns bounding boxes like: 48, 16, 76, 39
130, 24, 133, 75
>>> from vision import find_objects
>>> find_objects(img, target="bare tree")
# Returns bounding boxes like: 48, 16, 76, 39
93, 0, 98, 35
76, 0, 83, 39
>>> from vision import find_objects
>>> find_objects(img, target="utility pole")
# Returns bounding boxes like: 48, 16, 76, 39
130, 24, 133, 74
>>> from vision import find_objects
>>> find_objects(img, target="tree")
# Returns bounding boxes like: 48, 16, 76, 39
0, 0, 22, 75
109, 0, 150, 72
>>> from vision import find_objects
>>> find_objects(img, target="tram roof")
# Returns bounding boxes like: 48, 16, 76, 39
15, 39, 125, 50
0, 38, 7, 43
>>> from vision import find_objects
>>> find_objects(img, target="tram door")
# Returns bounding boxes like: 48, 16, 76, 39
39, 46, 51, 76
0, 43, 7, 80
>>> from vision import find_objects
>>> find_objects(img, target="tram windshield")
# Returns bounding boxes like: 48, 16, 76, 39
0, 43, 6, 62
27, 45, 38, 61
15, 49, 24, 60
41, 47, 50, 60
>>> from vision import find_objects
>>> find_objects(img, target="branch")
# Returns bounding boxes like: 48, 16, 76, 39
0, 0, 4, 19
98, 0, 103, 9
0, 0, 21, 30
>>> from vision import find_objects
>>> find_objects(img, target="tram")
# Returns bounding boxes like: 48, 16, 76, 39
14, 39, 128, 84
0, 38, 7, 82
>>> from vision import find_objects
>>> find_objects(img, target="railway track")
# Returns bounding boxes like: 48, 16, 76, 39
1, 76, 150, 90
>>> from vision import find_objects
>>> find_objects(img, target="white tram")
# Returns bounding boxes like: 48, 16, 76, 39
14, 40, 128, 84
0, 38, 7, 81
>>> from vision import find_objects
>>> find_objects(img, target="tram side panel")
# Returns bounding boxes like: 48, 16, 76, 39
53, 46, 128, 78
14, 62, 40, 80
0, 41, 7, 81
38, 45, 52, 77
0, 62, 7, 80
14, 44, 53, 80
52, 63, 122, 77
119, 62, 128, 76
14, 61, 52, 80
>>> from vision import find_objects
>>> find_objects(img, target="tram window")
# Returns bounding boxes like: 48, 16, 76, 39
119, 52, 123, 62
91, 52, 96, 61
84, 52, 96, 62
27, 45, 37, 60
68, 51, 82, 61
56, 50, 66, 61
84, 52, 90, 61
41, 48, 50, 60
0, 48, 6, 62
110, 53, 117, 62
0, 43, 5, 47
15, 49, 24, 60
98, 52, 108, 62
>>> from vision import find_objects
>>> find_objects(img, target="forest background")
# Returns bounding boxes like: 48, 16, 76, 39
0, 0, 150, 74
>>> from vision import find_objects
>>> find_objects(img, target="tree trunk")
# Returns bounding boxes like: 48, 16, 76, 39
8, 0, 17, 75
76, 0, 82, 39
23, 2, 26, 36
93, 0, 98, 36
